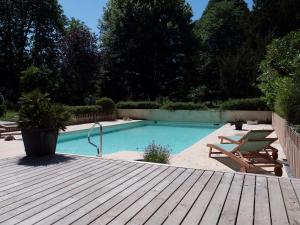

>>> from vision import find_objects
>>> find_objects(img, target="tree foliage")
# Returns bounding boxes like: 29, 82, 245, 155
0, 0, 66, 101
259, 30, 300, 124
100, 0, 196, 101
60, 18, 100, 105
193, 0, 259, 100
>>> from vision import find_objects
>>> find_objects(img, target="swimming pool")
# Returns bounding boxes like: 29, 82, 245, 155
57, 121, 221, 157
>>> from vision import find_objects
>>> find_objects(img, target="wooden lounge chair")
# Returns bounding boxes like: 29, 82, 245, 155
218, 129, 278, 159
218, 129, 274, 144
207, 138, 283, 176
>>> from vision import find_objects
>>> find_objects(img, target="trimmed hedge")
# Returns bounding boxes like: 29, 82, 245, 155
96, 97, 115, 114
220, 98, 269, 111
66, 105, 102, 115
161, 102, 208, 110
116, 101, 161, 109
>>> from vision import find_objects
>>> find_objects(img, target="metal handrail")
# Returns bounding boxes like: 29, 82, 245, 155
87, 122, 103, 157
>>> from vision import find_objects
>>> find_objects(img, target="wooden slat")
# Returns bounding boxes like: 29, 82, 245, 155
141, 170, 203, 225
0, 157, 91, 189
280, 179, 300, 224
181, 172, 223, 225
64, 165, 170, 225
267, 178, 289, 225
127, 169, 196, 225
107, 168, 186, 225
16, 164, 153, 225
0, 156, 299, 225
0, 160, 127, 216
0, 161, 140, 224
200, 172, 234, 225
236, 175, 255, 225
217, 174, 244, 225
89, 167, 178, 225
254, 176, 271, 225
163, 170, 213, 225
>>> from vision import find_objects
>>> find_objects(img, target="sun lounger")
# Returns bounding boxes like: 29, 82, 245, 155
207, 138, 283, 176
218, 129, 274, 144
218, 129, 278, 159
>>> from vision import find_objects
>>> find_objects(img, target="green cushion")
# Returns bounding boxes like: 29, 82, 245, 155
239, 140, 273, 153
216, 144, 239, 152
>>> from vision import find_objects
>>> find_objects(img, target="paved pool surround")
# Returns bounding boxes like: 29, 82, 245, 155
0, 120, 289, 177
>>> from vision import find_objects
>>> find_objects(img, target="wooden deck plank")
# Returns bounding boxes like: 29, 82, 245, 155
217, 174, 244, 225
235, 175, 255, 225
0, 161, 127, 216
140, 170, 203, 225
89, 167, 178, 225
16, 164, 153, 225
106, 167, 186, 225
0, 156, 299, 225
254, 176, 271, 225
180, 172, 224, 225
280, 179, 300, 225
62, 165, 170, 225
0, 161, 139, 224
127, 169, 196, 225
199, 172, 234, 225
267, 178, 289, 225
0, 157, 93, 189
0, 158, 109, 201
163, 170, 213, 225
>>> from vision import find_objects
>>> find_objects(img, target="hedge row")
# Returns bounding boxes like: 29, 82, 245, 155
66, 98, 269, 115
161, 102, 208, 110
116, 101, 161, 109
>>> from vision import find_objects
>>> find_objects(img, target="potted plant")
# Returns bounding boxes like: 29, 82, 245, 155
231, 120, 244, 130
18, 90, 71, 156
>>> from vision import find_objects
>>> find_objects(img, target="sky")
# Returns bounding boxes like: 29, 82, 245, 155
58, 0, 253, 33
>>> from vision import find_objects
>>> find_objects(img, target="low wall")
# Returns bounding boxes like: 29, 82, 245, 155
117, 109, 272, 123
272, 113, 300, 178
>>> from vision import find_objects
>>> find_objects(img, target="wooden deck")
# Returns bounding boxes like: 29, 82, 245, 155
0, 155, 300, 225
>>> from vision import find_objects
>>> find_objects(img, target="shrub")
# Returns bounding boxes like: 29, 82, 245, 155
161, 102, 208, 110
0, 105, 6, 117
116, 101, 161, 109
143, 142, 171, 164
0, 93, 4, 105
220, 98, 269, 111
96, 97, 115, 114
66, 105, 102, 115
18, 90, 71, 130
274, 77, 300, 124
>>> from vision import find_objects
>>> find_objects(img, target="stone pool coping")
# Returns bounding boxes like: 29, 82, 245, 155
0, 120, 291, 177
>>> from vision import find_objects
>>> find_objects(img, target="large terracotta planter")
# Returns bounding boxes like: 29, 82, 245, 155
21, 128, 58, 156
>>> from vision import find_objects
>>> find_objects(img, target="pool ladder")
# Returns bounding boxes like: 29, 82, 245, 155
88, 122, 103, 157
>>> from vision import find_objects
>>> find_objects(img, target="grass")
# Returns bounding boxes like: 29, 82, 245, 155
0, 110, 18, 122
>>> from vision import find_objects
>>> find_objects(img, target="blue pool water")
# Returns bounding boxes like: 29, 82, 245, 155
57, 121, 221, 156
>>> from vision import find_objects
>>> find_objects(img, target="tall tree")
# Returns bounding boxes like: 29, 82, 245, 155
0, 0, 65, 101
100, 0, 196, 101
193, 0, 258, 100
59, 19, 100, 105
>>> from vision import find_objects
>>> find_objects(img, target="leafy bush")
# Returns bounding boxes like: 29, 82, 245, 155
66, 105, 102, 115
274, 76, 300, 124
0, 93, 4, 105
96, 97, 115, 114
0, 105, 6, 117
18, 90, 71, 130
161, 102, 208, 110
259, 30, 300, 109
220, 98, 269, 111
116, 101, 161, 109
143, 142, 171, 164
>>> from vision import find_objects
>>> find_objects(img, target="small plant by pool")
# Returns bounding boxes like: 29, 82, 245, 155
143, 142, 171, 164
